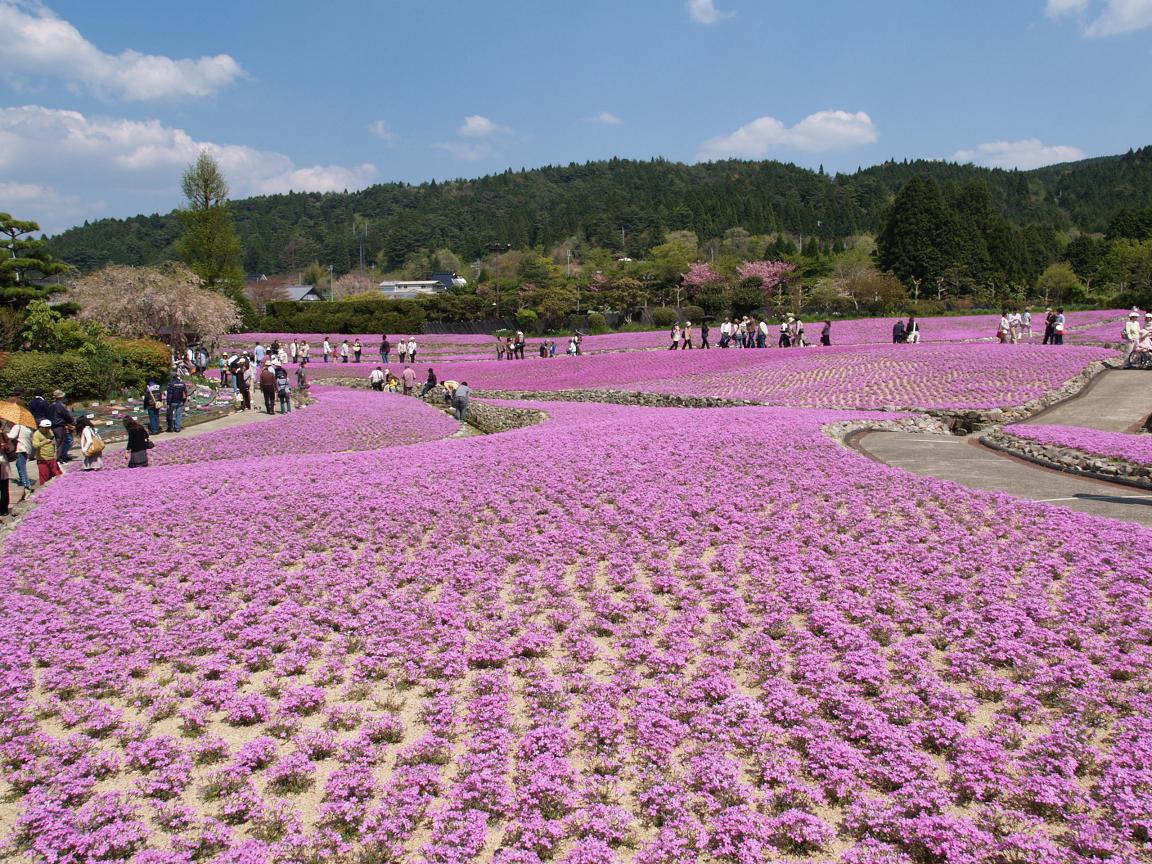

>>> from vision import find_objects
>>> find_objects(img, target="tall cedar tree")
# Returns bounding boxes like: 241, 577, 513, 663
176, 152, 245, 296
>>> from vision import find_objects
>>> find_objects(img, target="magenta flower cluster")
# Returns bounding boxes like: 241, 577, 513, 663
3, 393, 1150, 861
1002, 423, 1152, 468
104, 385, 457, 468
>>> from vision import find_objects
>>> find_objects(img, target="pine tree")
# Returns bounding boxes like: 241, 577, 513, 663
1, 213, 69, 307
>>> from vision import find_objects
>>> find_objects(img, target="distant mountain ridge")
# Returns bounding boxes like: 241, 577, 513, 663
46, 147, 1152, 276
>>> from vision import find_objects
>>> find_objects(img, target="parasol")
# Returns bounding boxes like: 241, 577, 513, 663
0, 400, 35, 428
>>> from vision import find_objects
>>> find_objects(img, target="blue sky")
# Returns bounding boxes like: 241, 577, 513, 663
1, 0, 1150, 234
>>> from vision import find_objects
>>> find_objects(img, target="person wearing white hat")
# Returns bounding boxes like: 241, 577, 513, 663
1124, 311, 1143, 367
32, 419, 63, 485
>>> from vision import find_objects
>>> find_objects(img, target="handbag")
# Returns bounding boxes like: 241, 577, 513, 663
144, 440, 155, 449
86, 434, 105, 457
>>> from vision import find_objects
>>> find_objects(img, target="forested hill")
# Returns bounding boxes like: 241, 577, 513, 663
46, 147, 1152, 276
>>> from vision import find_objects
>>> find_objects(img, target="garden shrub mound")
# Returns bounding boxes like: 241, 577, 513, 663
3, 400, 1150, 861
1000, 423, 1152, 468
104, 385, 459, 468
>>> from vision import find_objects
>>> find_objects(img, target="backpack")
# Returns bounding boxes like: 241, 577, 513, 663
277, 380, 291, 396
86, 433, 105, 457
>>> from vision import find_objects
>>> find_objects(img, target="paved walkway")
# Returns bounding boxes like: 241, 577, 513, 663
852, 370, 1152, 527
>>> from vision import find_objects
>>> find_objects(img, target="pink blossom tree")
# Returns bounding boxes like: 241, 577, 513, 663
738, 260, 796, 303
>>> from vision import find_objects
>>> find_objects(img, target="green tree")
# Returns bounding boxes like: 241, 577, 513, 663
1, 213, 69, 307
1036, 261, 1085, 305
176, 152, 245, 295
875, 177, 959, 286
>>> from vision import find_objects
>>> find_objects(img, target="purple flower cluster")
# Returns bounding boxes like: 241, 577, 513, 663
1003, 423, 1152, 468
2, 398, 1150, 860
104, 385, 457, 468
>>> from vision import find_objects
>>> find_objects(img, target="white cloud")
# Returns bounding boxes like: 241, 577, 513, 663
699, 110, 877, 159
368, 120, 398, 144
458, 114, 510, 138
952, 138, 1086, 170
1085, 0, 1152, 34
593, 111, 624, 125
0, 105, 377, 232
1046, 0, 1152, 35
687, 0, 731, 24
1046, 0, 1090, 15
0, 0, 245, 101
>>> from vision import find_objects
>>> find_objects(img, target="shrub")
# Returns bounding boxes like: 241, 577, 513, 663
111, 338, 170, 389
0, 352, 101, 399
650, 307, 678, 327
682, 305, 706, 323
586, 312, 608, 334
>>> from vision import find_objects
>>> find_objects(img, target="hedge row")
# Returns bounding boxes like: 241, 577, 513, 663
0, 338, 170, 400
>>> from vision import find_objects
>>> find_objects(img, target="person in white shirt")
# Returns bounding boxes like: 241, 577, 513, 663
719, 319, 731, 348
1022, 309, 1032, 340
998, 311, 1011, 343
369, 367, 385, 391
5, 420, 35, 494
289, 341, 298, 363
322, 338, 332, 363
407, 338, 417, 363
1008, 310, 1022, 344
1123, 311, 1143, 366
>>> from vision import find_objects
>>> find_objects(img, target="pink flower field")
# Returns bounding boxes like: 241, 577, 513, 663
105, 387, 459, 469
2, 391, 1151, 862
1003, 423, 1152, 468
308, 343, 1114, 410
227, 309, 1128, 359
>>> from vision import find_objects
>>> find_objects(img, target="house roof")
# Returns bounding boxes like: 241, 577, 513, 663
284, 284, 324, 301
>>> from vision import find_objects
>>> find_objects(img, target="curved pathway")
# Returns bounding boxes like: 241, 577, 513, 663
852, 369, 1152, 527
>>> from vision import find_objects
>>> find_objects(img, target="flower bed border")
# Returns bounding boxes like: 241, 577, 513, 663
981, 427, 1152, 491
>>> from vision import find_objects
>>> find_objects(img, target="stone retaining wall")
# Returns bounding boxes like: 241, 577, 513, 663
982, 427, 1152, 490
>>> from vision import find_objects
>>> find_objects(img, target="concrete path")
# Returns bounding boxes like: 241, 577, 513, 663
852, 369, 1152, 527
1021, 368, 1151, 432
852, 431, 1152, 527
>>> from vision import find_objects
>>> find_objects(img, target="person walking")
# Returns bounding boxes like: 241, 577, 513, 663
166, 375, 189, 430
1124, 310, 1143, 366
1008, 309, 1022, 344
275, 370, 292, 413
143, 380, 161, 433
353, 339, 363, 363
295, 363, 309, 406
670, 323, 680, 350
1022, 308, 1033, 340
339, 340, 350, 363
681, 321, 693, 350
407, 337, 418, 364
515, 330, 526, 359
240, 361, 254, 411
790, 316, 805, 347
1042, 308, 1055, 345
123, 416, 151, 468
380, 335, 390, 364
719, 319, 731, 348
47, 390, 75, 463
420, 368, 438, 398
77, 415, 105, 471
369, 367, 385, 391
452, 381, 470, 422
821, 320, 832, 347
1052, 308, 1066, 345
259, 363, 277, 414
0, 437, 9, 518
401, 365, 417, 396
700, 320, 711, 349
997, 310, 1011, 344
29, 393, 49, 426
779, 318, 792, 348
323, 337, 332, 363
290, 340, 299, 364
5, 415, 35, 496
32, 419, 62, 485
253, 342, 266, 365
